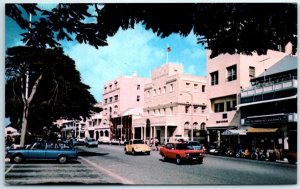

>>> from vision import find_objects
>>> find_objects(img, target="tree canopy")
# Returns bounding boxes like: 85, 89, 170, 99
6, 3, 297, 58
5, 46, 100, 134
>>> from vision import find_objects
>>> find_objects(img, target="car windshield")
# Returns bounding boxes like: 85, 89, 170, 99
133, 140, 143, 144
88, 139, 96, 142
175, 143, 193, 150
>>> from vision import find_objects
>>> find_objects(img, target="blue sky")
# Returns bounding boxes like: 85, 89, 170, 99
5, 4, 207, 102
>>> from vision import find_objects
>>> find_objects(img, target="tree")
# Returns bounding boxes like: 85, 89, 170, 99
6, 3, 297, 58
5, 46, 100, 146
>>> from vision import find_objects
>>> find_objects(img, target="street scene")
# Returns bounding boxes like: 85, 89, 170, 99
5, 144, 297, 185
4, 2, 298, 186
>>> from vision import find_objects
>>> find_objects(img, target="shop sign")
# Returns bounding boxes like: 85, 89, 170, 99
245, 115, 288, 124
216, 120, 228, 124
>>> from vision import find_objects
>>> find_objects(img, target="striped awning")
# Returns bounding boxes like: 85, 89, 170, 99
222, 129, 247, 136
247, 127, 278, 133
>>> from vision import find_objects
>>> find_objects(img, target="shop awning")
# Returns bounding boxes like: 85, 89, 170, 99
247, 127, 278, 133
222, 129, 247, 136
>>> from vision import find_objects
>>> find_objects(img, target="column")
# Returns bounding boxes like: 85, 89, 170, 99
132, 127, 135, 140
164, 125, 168, 144
144, 126, 146, 142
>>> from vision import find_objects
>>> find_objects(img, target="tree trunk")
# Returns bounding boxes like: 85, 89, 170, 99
20, 101, 29, 147
19, 74, 42, 147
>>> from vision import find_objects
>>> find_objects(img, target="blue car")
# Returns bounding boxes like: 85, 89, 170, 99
6, 141, 78, 164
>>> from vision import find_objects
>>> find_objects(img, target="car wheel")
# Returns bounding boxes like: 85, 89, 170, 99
198, 157, 203, 164
132, 149, 135, 156
12, 154, 23, 163
162, 154, 167, 162
58, 155, 67, 164
124, 148, 128, 154
176, 155, 181, 165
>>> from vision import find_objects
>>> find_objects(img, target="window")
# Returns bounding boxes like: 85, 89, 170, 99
210, 71, 219, 85
202, 85, 205, 92
222, 113, 227, 119
163, 86, 166, 93
115, 82, 118, 88
186, 83, 190, 90
114, 95, 118, 101
193, 106, 197, 113
104, 99, 107, 104
158, 88, 161, 95
170, 107, 173, 114
249, 66, 255, 78
226, 101, 232, 111
169, 84, 173, 92
232, 100, 237, 110
137, 84, 140, 90
227, 65, 237, 81
194, 84, 198, 91
214, 102, 224, 112
109, 97, 112, 103
137, 95, 140, 102
185, 106, 189, 113
153, 89, 156, 96
109, 85, 112, 90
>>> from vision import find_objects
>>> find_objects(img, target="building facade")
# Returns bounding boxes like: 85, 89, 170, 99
206, 46, 292, 147
239, 55, 297, 157
101, 72, 150, 141
133, 63, 207, 144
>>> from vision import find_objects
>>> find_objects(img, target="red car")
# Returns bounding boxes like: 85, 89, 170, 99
159, 142, 204, 165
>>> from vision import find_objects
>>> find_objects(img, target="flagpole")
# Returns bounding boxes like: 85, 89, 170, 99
166, 50, 169, 64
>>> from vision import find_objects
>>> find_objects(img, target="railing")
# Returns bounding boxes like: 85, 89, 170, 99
241, 78, 297, 98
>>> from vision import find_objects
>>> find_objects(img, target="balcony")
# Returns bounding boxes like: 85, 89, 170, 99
241, 78, 297, 98
133, 115, 178, 127
240, 78, 297, 103
241, 113, 297, 125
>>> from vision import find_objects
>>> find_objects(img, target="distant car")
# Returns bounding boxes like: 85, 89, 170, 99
75, 138, 85, 145
124, 139, 151, 155
159, 142, 204, 165
6, 141, 78, 164
85, 138, 98, 148
188, 141, 205, 153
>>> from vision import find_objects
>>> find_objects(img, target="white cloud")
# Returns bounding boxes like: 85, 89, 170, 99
65, 25, 165, 101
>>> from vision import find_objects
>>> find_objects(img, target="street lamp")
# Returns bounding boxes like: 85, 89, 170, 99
180, 91, 194, 141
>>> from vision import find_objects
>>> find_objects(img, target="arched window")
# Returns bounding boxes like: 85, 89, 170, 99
105, 130, 109, 137
200, 122, 206, 130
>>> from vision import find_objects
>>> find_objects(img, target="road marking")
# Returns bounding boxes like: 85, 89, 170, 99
5, 164, 15, 175
79, 156, 135, 184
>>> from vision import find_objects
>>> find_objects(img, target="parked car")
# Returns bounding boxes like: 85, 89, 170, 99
6, 141, 78, 164
124, 139, 151, 155
188, 141, 205, 153
85, 138, 98, 148
75, 138, 85, 145
160, 142, 204, 165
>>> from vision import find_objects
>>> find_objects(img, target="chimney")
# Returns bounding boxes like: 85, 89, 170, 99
132, 71, 137, 77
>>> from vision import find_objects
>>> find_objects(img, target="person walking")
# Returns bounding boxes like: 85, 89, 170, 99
154, 137, 159, 151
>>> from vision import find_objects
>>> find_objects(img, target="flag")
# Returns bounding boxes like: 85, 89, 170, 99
167, 47, 171, 52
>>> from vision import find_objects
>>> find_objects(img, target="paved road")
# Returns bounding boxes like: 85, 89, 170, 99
77, 144, 297, 185
5, 144, 297, 185
5, 158, 121, 185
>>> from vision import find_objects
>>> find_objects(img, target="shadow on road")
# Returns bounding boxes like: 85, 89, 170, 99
77, 151, 109, 157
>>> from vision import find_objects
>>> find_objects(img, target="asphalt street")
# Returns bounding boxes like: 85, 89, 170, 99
4, 144, 297, 185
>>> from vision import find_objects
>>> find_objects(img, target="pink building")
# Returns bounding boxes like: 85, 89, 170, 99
133, 63, 207, 144
101, 72, 150, 141
206, 44, 293, 147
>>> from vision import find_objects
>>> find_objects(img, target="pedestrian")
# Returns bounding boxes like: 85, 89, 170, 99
150, 138, 153, 147
155, 137, 159, 151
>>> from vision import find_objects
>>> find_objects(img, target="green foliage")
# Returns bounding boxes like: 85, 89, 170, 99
6, 3, 297, 58
5, 46, 99, 134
